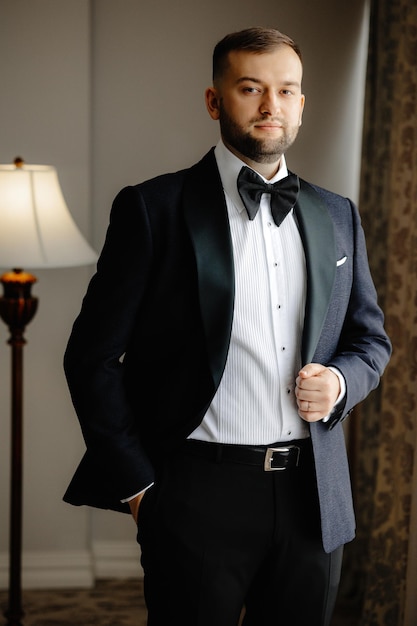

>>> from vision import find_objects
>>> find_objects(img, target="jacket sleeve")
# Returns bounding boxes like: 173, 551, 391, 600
64, 185, 156, 502
324, 198, 392, 429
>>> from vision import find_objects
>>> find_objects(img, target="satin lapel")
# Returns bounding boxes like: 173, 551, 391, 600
295, 180, 336, 364
182, 149, 235, 388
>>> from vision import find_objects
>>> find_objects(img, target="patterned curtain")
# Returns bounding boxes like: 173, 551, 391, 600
340, 0, 417, 624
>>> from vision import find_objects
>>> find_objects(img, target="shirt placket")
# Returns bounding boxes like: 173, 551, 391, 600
261, 196, 298, 439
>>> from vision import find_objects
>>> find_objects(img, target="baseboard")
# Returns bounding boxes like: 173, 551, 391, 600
0, 550, 94, 590
92, 540, 143, 579
0, 541, 142, 590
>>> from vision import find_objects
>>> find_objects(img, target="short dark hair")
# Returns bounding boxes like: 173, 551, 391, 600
212, 27, 302, 84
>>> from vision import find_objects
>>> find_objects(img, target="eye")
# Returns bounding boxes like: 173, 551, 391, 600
242, 86, 261, 94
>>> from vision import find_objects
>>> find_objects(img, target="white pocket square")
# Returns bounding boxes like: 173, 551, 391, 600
336, 256, 347, 267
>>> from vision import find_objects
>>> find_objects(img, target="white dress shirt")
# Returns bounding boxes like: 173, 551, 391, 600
190, 141, 310, 444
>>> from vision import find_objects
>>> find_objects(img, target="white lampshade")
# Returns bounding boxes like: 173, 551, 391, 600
0, 159, 97, 269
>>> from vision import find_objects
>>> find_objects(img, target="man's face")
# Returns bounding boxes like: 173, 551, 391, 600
206, 46, 305, 169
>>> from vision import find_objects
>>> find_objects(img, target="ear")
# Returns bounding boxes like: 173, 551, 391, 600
298, 94, 306, 126
205, 87, 221, 120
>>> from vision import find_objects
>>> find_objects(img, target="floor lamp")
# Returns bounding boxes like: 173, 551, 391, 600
0, 158, 97, 626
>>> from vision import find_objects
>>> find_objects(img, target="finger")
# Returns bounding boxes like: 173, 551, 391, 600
297, 398, 331, 422
297, 398, 315, 413
296, 399, 308, 411
298, 408, 326, 423
298, 363, 326, 379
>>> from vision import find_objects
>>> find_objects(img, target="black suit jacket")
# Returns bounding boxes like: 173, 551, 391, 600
64, 148, 391, 553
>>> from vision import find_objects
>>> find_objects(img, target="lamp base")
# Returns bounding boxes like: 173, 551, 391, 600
3, 609, 25, 626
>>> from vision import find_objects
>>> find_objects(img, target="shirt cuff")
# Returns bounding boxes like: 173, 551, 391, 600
120, 482, 154, 503
322, 367, 346, 423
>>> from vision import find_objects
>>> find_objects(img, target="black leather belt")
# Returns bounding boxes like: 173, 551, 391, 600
184, 438, 310, 471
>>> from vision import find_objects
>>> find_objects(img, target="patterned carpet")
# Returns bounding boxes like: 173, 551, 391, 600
0, 579, 146, 626
0, 578, 359, 625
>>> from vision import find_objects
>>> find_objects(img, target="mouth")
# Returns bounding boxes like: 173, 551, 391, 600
254, 124, 284, 133
253, 119, 285, 130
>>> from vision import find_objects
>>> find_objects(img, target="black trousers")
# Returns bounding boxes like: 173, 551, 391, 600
137, 439, 343, 626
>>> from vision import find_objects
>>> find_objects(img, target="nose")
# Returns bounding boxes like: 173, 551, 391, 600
260, 90, 280, 116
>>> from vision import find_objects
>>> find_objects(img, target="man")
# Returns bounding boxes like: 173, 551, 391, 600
64, 27, 391, 626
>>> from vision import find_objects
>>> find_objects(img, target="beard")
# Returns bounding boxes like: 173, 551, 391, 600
218, 102, 300, 164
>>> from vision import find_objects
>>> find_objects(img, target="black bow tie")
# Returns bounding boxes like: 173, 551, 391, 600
237, 166, 300, 226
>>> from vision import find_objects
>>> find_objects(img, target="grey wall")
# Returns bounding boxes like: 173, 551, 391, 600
0, 0, 369, 588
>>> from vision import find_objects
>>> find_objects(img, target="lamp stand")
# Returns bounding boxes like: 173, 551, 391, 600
0, 269, 38, 626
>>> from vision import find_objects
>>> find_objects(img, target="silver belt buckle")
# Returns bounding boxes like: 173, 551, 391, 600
263, 446, 300, 471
